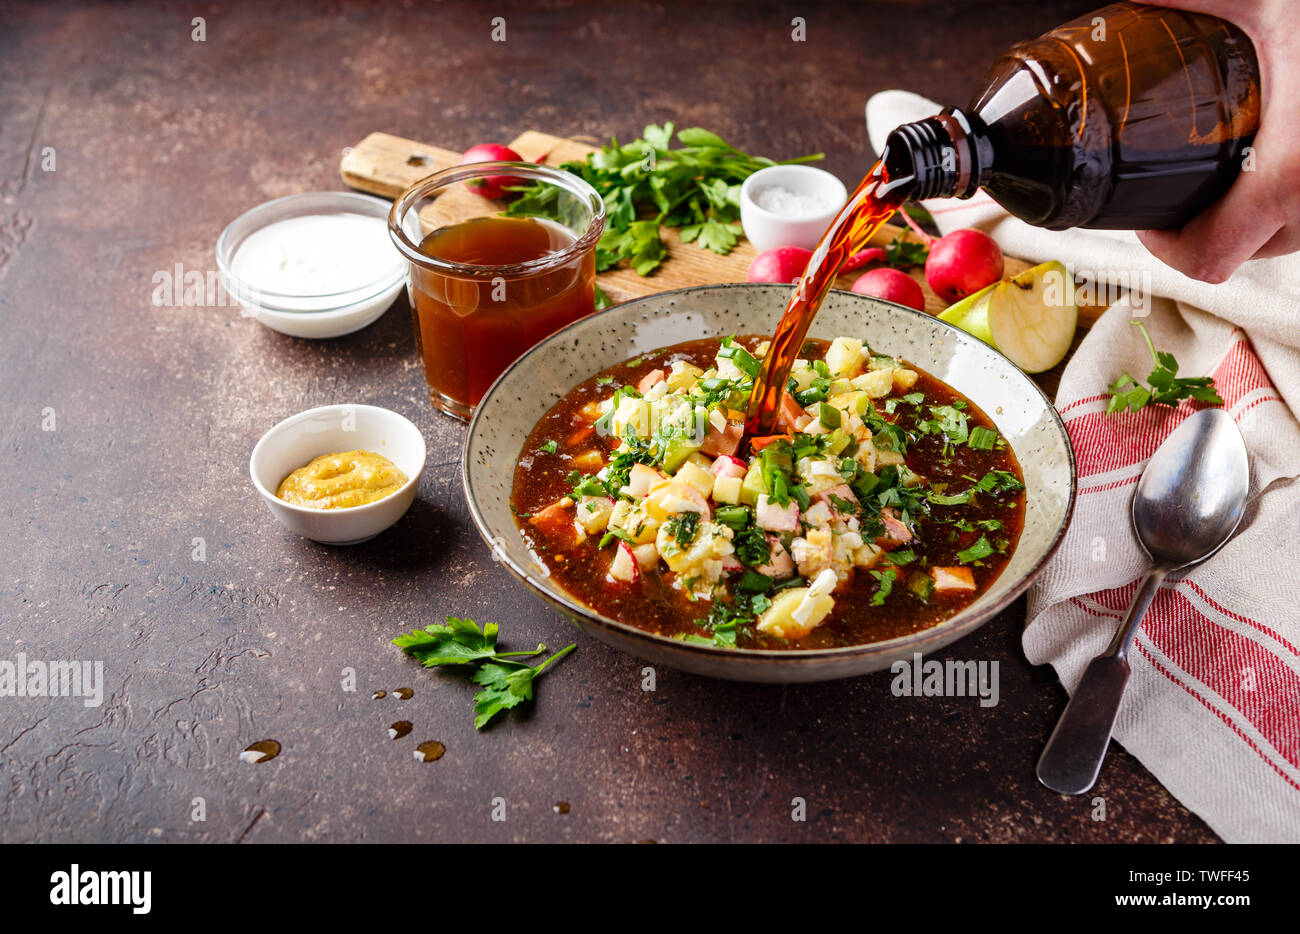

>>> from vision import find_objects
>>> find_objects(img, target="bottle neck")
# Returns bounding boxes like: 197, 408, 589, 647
884, 108, 989, 201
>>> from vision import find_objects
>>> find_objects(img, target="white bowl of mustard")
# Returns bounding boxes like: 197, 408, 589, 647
250, 404, 426, 545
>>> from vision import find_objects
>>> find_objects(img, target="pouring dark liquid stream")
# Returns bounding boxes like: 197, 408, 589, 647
745, 157, 913, 436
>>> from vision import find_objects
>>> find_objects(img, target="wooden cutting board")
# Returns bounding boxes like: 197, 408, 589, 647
341, 130, 1098, 395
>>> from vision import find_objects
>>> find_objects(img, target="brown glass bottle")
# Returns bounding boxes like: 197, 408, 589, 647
885, 2, 1260, 229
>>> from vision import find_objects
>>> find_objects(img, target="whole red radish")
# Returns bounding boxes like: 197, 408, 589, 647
851, 268, 925, 311
747, 247, 813, 284
924, 228, 1003, 302
459, 143, 525, 199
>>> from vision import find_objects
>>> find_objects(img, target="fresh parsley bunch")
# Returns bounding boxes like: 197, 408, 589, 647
505, 123, 823, 276
393, 617, 575, 729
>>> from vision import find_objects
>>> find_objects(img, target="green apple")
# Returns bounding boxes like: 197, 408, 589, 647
938, 260, 1078, 373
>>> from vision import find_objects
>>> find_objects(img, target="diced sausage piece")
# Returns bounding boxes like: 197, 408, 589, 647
758, 537, 794, 578
876, 507, 913, 547
566, 425, 596, 447
636, 369, 666, 393
700, 421, 744, 457
817, 484, 858, 513
530, 498, 577, 540
749, 434, 791, 452
755, 494, 799, 532
931, 566, 976, 592
775, 392, 805, 433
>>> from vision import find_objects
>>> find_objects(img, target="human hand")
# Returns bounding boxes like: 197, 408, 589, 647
1134, 0, 1300, 283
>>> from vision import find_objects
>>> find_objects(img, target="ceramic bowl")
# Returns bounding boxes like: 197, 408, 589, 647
464, 284, 1075, 682
740, 164, 848, 252
250, 404, 426, 545
217, 191, 406, 340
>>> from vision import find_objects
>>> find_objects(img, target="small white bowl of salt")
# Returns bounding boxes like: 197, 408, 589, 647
739, 164, 848, 252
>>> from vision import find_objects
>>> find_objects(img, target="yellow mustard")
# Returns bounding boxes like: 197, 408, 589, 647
276, 450, 408, 509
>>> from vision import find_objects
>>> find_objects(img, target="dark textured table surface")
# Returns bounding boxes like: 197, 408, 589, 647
0, 0, 1217, 842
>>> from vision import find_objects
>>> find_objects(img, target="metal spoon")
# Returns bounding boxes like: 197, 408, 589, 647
1036, 407, 1249, 795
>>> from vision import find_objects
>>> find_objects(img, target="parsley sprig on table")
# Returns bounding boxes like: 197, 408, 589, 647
393, 617, 575, 729
505, 123, 823, 276
1105, 321, 1223, 414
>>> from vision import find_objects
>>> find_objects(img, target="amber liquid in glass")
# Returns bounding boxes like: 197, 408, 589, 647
410, 215, 596, 415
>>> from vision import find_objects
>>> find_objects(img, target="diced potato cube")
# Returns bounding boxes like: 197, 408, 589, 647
676, 461, 716, 495
623, 507, 661, 544
850, 368, 894, 399
855, 438, 878, 473
825, 337, 865, 378
633, 543, 659, 570
625, 462, 663, 498
572, 449, 603, 471
656, 520, 733, 576
576, 495, 613, 534
827, 391, 867, 421
667, 360, 704, 392
789, 360, 818, 391
686, 453, 716, 476
853, 542, 883, 568
612, 397, 653, 439
893, 368, 919, 392
756, 580, 835, 640
608, 499, 632, 531
877, 450, 906, 466
711, 475, 742, 505
609, 543, 638, 582
641, 480, 674, 521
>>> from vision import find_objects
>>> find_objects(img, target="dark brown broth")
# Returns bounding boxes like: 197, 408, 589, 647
511, 336, 1025, 650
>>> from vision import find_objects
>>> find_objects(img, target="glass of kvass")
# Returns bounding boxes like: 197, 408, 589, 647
388, 162, 605, 419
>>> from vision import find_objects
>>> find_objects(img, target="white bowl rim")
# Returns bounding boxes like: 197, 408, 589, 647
216, 190, 406, 305
740, 164, 849, 222
249, 403, 426, 516
463, 282, 1078, 663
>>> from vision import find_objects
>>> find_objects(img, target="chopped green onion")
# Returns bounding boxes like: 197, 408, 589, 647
715, 505, 751, 529
968, 426, 998, 451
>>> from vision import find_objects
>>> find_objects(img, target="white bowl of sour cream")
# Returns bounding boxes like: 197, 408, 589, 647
217, 191, 406, 339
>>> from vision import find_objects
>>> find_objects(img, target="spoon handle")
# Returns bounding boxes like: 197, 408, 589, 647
1036, 567, 1168, 795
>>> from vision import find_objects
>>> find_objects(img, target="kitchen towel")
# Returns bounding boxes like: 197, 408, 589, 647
867, 90, 1300, 843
